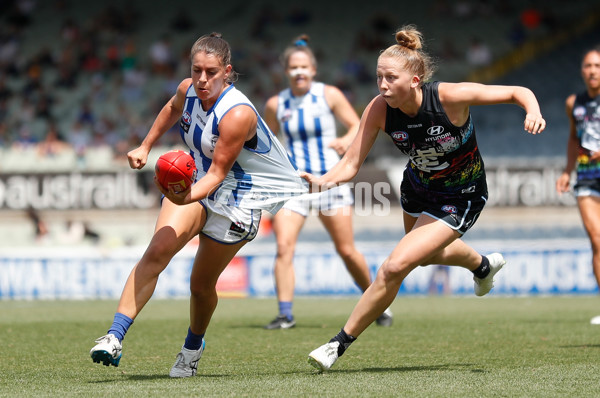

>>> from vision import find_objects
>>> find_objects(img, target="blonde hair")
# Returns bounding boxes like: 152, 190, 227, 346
583, 44, 600, 60
379, 25, 435, 85
190, 32, 238, 83
281, 34, 317, 69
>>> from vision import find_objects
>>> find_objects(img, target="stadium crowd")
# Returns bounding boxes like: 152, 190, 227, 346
0, 0, 588, 171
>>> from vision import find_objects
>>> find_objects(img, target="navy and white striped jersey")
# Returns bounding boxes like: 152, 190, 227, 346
179, 84, 307, 214
275, 82, 340, 176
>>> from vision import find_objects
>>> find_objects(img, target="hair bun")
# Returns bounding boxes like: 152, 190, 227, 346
395, 25, 422, 51
293, 34, 310, 47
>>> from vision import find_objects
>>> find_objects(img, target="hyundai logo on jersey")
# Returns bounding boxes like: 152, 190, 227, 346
427, 125, 444, 136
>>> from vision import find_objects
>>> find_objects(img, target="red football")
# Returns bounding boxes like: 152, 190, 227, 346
155, 150, 197, 193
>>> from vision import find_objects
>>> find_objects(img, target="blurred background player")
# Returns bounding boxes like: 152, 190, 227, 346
556, 45, 600, 324
89, 33, 306, 378
304, 25, 546, 371
263, 35, 392, 329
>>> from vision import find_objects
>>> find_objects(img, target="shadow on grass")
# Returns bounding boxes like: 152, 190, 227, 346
88, 374, 172, 383
87, 363, 483, 382
308, 363, 485, 375
229, 323, 331, 330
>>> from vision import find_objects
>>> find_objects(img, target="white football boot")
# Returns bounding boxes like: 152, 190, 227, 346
308, 341, 340, 372
90, 334, 122, 367
473, 253, 505, 296
169, 340, 206, 378
376, 307, 393, 327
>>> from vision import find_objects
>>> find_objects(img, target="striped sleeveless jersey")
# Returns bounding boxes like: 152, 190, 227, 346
275, 82, 340, 176
179, 84, 307, 213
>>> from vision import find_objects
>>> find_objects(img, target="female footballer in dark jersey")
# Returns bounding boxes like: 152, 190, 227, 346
556, 45, 600, 324
304, 25, 546, 371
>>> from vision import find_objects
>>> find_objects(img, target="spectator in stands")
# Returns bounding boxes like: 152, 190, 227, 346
466, 36, 492, 67
37, 121, 70, 157
61, 220, 101, 245
26, 206, 48, 243
149, 34, 175, 76
77, 100, 95, 126
120, 65, 146, 102
556, 45, 600, 324
121, 37, 138, 71
66, 119, 91, 166
13, 124, 37, 150
34, 87, 53, 119
0, 121, 10, 146
170, 8, 194, 32
262, 34, 392, 330
0, 74, 12, 101
520, 4, 542, 31
0, 26, 21, 76
304, 24, 545, 372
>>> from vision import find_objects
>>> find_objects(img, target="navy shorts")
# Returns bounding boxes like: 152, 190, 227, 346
574, 178, 600, 198
400, 177, 488, 235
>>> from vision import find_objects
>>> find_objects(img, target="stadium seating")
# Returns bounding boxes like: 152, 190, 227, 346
1, 0, 599, 172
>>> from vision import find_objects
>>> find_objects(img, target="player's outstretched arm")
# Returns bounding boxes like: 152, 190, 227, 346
305, 95, 385, 191
127, 78, 190, 169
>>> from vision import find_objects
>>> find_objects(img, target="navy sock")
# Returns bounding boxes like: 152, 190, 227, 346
278, 301, 293, 320
183, 327, 205, 351
329, 328, 357, 357
107, 313, 134, 342
472, 255, 491, 279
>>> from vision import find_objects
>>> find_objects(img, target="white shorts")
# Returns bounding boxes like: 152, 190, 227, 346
574, 185, 600, 198
281, 184, 353, 217
200, 198, 261, 244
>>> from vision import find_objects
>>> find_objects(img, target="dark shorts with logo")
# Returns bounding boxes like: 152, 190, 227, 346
400, 176, 488, 235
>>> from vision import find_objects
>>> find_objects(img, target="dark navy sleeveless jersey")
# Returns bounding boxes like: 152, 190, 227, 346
384, 81, 486, 196
572, 91, 600, 183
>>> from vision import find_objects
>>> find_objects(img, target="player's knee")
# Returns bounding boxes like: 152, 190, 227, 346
381, 256, 416, 282
335, 244, 356, 261
589, 237, 600, 253
140, 243, 175, 273
275, 240, 296, 261
189, 282, 215, 299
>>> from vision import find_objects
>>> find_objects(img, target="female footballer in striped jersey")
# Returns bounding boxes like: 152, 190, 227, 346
263, 35, 392, 330
89, 33, 306, 377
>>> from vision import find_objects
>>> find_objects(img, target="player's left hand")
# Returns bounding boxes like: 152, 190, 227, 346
299, 172, 338, 193
153, 176, 192, 205
524, 113, 546, 134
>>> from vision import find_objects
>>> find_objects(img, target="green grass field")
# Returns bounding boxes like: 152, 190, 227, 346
2, 296, 600, 397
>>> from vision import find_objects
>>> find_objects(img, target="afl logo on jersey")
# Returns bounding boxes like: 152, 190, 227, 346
573, 106, 586, 119
281, 109, 293, 123
180, 111, 191, 133
441, 204, 457, 214
391, 131, 408, 142
427, 125, 444, 136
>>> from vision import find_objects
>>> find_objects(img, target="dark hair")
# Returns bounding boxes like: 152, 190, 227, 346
190, 32, 238, 83
280, 34, 317, 69
379, 25, 435, 85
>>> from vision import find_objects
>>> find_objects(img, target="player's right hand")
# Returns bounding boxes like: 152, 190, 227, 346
127, 147, 148, 169
555, 172, 571, 194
